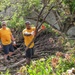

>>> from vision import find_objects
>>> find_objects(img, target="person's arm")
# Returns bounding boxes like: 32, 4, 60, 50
23, 29, 32, 36
9, 29, 16, 46
11, 34, 16, 46
24, 32, 31, 36
11, 34, 15, 41
35, 25, 46, 36
0, 30, 2, 49
0, 42, 2, 49
9, 28, 15, 41
29, 26, 46, 36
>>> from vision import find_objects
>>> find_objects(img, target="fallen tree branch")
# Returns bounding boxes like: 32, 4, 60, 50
8, 58, 26, 68
25, 5, 55, 51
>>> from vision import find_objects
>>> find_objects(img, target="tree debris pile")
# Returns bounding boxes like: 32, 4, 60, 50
0, 30, 64, 74
34, 31, 64, 57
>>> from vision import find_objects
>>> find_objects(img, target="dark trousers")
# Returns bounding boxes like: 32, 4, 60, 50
3, 43, 14, 54
26, 48, 34, 58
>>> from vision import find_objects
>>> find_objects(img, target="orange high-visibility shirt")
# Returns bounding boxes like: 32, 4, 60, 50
0, 27, 12, 45
22, 27, 35, 48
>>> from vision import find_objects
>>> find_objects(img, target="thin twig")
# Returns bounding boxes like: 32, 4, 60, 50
37, 5, 55, 30
36, 5, 47, 29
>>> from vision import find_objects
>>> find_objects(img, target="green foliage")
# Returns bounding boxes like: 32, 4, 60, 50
63, 0, 75, 14
0, 0, 10, 11
27, 58, 52, 75
0, 0, 44, 29
0, 70, 11, 75
68, 40, 75, 47
8, 13, 25, 29
18, 55, 75, 75
8, 13, 18, 28
56, 58, 75, 74
0, 0, 75, 32
28, 0, 41, 8
1, 54, 75, 75
0, 21, 1, 26
44, 23, 53, 32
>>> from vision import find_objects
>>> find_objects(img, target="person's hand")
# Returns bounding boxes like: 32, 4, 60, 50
31, 31, 35, 36
0, 45, 2, 49
13, 41, 16, 46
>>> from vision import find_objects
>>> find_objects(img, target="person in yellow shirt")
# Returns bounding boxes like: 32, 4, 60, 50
22, 21, 36, 65
0, 21, 16, 62
22, 21, 46, 65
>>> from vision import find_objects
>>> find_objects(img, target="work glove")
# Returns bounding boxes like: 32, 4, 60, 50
13, 41, 16, 46
31, 31, 35, 36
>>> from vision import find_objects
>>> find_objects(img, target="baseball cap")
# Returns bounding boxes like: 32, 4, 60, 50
25, 21, 31, 25
1, 21, 7, 26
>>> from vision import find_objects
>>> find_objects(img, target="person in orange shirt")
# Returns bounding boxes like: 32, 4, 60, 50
22, 21, 36, 65
22, 21, 46, 65
0, 21, 16, 62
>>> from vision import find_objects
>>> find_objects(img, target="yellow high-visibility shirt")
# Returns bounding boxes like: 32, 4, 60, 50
0, 27, 12, 45
22, 27, 35, 48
